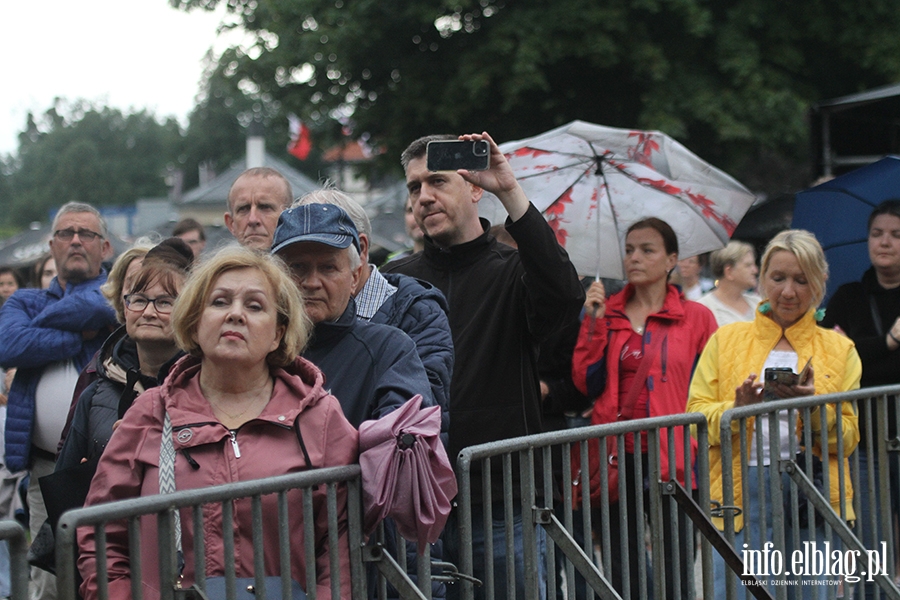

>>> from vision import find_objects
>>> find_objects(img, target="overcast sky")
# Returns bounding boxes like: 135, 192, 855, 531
0, 0, 242, 155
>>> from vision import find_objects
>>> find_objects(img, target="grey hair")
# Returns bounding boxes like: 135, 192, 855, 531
347, 242, 361, 270
294, 186, 372, 237
52, 202, 108, 238
228, 167, 293, 213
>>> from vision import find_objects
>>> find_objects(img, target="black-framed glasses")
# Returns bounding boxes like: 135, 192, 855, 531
124, 294, 176, 314
53, 228, 104, 242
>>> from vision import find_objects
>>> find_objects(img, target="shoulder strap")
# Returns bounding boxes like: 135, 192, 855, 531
618, 322, 670, 418
118, 370, 142, 420
159, 411, 185, 575
869, 295, 885, 338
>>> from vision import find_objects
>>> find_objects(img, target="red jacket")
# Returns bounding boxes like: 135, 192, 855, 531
572, 283, 717, 483
78, 355, 359, 600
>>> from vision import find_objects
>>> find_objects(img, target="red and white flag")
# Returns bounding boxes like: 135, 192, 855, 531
287, 114, 312, 160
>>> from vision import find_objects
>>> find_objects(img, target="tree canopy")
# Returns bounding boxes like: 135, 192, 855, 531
0, 66, 256, 228
170, 0, 900, 194
0, 100, 183, 226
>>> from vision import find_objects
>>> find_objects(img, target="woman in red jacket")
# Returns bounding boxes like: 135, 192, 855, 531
572, 217, 717, 599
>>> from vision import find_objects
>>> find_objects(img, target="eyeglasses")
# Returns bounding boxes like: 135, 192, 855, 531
124, 294, 176, 314
53, 228, 104, 242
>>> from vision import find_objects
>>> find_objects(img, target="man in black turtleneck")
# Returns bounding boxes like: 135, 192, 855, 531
383, 132, 584, 600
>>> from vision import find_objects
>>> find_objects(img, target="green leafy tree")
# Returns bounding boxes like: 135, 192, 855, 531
2, 99, 182, 227
170, 0, 900, 194
180, 49, 333, 188
180, 52, 259, 190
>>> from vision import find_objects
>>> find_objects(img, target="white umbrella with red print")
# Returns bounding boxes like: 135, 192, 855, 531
479, 120, 758, 279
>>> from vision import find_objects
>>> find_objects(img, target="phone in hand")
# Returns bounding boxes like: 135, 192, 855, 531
426, 140, 490, 172
765, 367, 798, 386
763, 358, 812, 398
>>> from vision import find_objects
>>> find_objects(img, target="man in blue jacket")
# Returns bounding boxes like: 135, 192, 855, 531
271, 202, 435, 427
293, 189, 453, 599
292, 189, 453, 441
0, 201, 118, 600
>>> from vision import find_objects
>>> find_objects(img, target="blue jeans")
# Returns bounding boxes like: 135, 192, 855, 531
714, 465, 838, 600
853, 449, 899, 600
444, 503, 547, 600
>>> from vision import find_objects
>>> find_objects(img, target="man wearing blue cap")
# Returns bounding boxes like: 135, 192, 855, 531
272, 203, 435, 427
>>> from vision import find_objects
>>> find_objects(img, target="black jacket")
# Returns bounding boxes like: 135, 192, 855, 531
56, 326, 182, 471
383, 204, 585, 466
822, 267, 900, 442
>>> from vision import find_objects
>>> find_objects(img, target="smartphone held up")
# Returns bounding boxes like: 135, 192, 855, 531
426, 140, 490, 172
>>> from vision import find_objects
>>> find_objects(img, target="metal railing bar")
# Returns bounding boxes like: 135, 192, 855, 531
782, 459, 900, 599
534, 508, 621, 600
362, 544, 428, 600
665, 481, 774, 600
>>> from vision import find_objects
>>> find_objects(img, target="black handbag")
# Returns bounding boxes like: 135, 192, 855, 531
27, 458, 100, 574
26, 519, 56, 574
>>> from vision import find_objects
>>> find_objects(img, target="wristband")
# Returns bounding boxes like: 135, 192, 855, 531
890, 331, 900, 346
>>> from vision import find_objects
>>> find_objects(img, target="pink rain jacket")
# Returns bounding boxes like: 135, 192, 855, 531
78, 355, 359, 600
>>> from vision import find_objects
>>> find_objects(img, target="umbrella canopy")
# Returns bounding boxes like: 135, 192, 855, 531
793, 155, 900, 303
479, 120, 758, 279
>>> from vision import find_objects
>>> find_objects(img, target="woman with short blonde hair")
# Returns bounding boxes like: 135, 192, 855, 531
79, 244, 356, 599
689, 228, 859, 596
172, 245, 311, 367
100, 243, 154, 323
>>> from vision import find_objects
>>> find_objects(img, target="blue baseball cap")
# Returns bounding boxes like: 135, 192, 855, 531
271, 203, 361, 254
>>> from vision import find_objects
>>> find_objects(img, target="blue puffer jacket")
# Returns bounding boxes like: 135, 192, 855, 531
369, 272, 452, 442
0, 274, 117, 471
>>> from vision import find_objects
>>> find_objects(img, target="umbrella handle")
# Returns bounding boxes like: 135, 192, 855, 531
586, 304, 599, 343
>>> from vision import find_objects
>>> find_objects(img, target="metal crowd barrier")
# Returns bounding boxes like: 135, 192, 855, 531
0, 518, 28, 600
55, 466, 366, 600
454, 413, 719, 600
718, 385, 900, 600
48, 384, 900, 600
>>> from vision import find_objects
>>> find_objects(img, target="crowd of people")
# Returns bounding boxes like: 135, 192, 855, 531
0, 129, 894, 600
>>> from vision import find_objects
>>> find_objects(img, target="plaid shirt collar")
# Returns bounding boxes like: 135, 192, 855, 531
355, 265, 397, 321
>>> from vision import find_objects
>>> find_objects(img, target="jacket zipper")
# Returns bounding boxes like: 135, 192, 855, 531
229, 430, 241, 458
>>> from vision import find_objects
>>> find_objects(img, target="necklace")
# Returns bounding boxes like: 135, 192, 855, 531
209, 396, 264, 420
206, 379, 273, 421
634, 325, 644, 334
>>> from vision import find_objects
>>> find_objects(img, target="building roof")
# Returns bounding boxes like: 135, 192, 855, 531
366, 181, 411, 255
816, 81, 900, 112
812, 81, 900, 177
180, 153, 320, 206
0, 222, 132, 269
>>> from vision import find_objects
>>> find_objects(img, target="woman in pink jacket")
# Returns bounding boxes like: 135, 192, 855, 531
78, 246, 359, 600
572, 217, 717, 599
